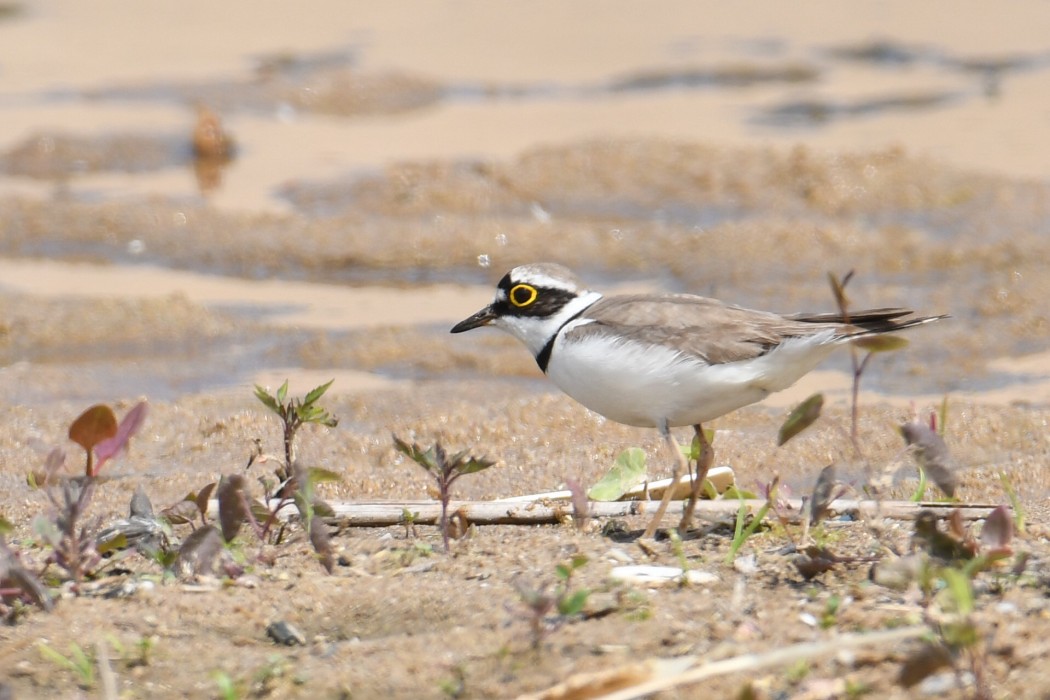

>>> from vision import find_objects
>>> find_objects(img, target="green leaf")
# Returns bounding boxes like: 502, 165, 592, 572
306, 467, 342, 484
557, 589, 590, 616
721, 485, 758, 500
96, 532, 128, 556
276, 380, 289, 404
680, 428, 715, 460
303, 379, 335, 407
940, 568, 974, 615
253, 385, 280, 414
852, 334, 909, 353
0, 515, 13, 535
455, 457, 496, 475
554, 563, 571, 581
392, 435, 434, 470
587, 448, 648, 501
777, 393, 824, 446
909, 465, 928, 502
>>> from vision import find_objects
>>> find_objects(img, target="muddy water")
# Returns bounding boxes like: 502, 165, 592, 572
1, 0, 1049, 408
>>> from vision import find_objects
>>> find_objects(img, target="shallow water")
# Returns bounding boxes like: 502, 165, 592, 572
0, 0, 1049, 408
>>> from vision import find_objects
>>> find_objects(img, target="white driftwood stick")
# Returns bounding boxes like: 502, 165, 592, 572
229, 498, 1001, 527
517, 625, 928, 700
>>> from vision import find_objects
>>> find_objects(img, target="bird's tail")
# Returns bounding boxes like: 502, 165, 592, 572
787, 307, 949, 338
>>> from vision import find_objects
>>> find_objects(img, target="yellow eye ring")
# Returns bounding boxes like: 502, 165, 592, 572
509, 284, 538, 308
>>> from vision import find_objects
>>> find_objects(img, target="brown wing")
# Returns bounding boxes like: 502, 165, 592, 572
580, 294, 840, 365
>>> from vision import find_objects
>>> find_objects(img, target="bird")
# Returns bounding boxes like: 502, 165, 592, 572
451, 262, 947, 537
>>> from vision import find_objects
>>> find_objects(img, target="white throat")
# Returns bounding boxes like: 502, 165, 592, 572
494, 290, 603, 357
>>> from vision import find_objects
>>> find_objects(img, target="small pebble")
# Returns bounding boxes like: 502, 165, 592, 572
266, 621, 306, 646
733, 554, 758, 575
920, 670, 972, 695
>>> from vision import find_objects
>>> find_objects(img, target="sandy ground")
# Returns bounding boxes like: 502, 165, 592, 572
2, 2, 1050, 698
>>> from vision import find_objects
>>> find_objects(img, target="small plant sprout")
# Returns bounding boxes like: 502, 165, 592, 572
515, 554, 591, 650
37, 641, 96, 689
587, 448, 648, 502
32, 401, 148, 585
252, 380, 341, 572
900, 407, 957, 499
254, 379, 338, 469
828, 271, 910, 460
998, 472, 1026, 534
725, 475, 778, 565
0, 517, 52, 615
392, 436, 495, 553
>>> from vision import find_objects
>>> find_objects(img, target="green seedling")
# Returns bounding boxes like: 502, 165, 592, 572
38, 641, 95, 689
213, 670, 243, 700
998, 472, 1026, 534
516, 555, 591, 650
909, 465, 929, 502
252, 380, 341, 571
392, 436, 495, 553
254, 379, 338, 469
588, 448, 647, 501
828, 271, 911, 460
725, 476, 777, 564
821, 594, 841, 629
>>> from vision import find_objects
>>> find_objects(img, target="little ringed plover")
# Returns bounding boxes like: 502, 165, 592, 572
451, 262, 947, 537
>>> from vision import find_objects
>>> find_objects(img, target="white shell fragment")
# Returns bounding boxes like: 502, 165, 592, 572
610, 565, 719, 586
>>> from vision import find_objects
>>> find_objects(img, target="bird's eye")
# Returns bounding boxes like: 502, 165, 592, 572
509, 284, 538, 308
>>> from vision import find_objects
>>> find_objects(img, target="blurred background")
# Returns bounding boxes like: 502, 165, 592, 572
2, 0, 1049, 405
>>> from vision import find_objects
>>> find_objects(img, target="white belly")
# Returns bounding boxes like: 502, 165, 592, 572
545, 330, 838, 428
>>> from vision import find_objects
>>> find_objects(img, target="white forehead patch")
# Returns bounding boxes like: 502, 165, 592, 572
509, 263, 582, 293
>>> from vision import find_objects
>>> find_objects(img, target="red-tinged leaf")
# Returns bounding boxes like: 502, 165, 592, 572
778, 393, 824, 446
809, 463, 838, 525
900, 421, 958, 498
852, 334, 909, 353
827, 271, 852, 317
309, 516, 335, 574
68, 404, 118, 453
160, 499, 199, 526
173, 525, 224, 578
249, 498, 272, 524
793, 545, 839, 580
216, 475, 249, 542
898, 643, 953, 688
980, 505, 1014, 551
95, 401, 149, 470
947, 509, 967, 540
194, 482, 217, 519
